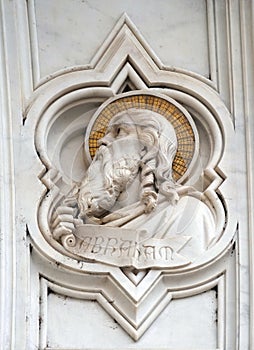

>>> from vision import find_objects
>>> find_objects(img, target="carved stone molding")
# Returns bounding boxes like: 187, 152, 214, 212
23, 14, 236, 341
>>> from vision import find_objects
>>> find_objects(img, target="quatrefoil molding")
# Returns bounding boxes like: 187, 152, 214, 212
25, 14, 236, 341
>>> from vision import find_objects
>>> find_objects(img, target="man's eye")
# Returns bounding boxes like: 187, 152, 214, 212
117, 126, 130, 137
114, 126, 122, 136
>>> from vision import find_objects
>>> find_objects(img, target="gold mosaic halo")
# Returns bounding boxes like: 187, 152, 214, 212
87, 92, 197, 182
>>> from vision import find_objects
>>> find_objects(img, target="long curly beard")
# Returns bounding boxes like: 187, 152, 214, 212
78, 144, 141, 220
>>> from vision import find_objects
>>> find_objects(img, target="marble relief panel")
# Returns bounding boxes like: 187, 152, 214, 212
21, 5, 238, 349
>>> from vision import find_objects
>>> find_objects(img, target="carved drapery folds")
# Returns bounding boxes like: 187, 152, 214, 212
27, 15, 235, 340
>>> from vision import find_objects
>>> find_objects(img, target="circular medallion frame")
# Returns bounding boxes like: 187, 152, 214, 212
85, 91, 199, 182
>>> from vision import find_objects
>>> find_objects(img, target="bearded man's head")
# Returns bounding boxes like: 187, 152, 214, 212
78, 109, 178, 220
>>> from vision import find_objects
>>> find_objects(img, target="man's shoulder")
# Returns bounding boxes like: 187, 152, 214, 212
176, 195, 212, 217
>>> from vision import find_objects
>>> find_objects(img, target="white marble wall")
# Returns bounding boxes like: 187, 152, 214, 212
0, 1, 253, 349
33, 0, 209, 79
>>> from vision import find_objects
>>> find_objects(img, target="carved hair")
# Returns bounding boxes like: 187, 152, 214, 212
108, 109, 179, 209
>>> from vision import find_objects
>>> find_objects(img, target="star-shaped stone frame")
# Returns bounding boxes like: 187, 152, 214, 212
25, 14, 236, 342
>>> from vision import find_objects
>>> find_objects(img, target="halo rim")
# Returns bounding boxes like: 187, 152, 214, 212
84, 91, 199, 183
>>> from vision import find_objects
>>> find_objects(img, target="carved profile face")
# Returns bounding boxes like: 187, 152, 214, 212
99, 113, 145, 164
78, 113, 144, 219
78, 109, 178, 220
